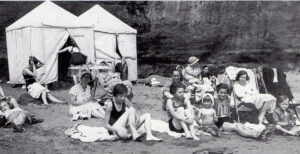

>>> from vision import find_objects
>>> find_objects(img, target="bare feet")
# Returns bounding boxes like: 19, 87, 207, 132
185, 132, 192, 139
132, 132, 142, 141
146, 135, 162, 141
42, 103, 49, 107
192, 135, 200, 140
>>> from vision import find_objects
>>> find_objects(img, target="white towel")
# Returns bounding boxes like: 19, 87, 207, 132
65, 124, 117, 142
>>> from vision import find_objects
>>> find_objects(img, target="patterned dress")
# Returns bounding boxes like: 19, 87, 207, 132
69, 84, 102, 118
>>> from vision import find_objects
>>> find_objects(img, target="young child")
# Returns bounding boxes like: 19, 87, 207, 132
273, 95, 300, 136
197, 93, 219, 136
214, 83, 233, 129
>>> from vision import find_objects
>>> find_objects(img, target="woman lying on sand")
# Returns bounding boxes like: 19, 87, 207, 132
222, 122, 271, 139
22, 56, 64, 106
104, 83, 161, 141
0, 98, 43, 132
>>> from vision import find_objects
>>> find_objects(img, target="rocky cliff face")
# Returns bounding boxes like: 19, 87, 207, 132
1, 1, 300, 79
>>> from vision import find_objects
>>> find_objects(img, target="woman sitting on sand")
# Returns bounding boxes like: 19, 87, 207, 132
0, 97, 43, 132
104, 83, 161, 141
69, 71, 105, 120
233, 70, 277, 124
166, 82, 200, 140
22, 56, 64, 106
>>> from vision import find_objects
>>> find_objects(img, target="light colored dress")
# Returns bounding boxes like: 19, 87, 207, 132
233, 82, 276, 112
69, 84, 102, 118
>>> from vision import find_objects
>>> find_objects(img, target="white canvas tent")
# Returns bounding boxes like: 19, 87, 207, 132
6, 1, 95, 84
79, 4, 138, 81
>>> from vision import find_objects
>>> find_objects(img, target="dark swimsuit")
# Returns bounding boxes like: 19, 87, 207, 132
168, 99, 186, 133
23, 68, 36, 91
108, 99, 126, 135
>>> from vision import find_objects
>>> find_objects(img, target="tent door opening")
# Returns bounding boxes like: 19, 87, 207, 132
57, 36, 74, 82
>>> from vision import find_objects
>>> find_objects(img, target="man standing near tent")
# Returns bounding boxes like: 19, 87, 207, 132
115, 56, 136, 81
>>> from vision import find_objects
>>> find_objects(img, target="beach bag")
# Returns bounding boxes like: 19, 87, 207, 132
70, 52, 87, 66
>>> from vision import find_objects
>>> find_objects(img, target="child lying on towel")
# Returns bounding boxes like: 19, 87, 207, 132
0, 98, 43, 132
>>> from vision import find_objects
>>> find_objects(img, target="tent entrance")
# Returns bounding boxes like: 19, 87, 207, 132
57, 36, 74, 82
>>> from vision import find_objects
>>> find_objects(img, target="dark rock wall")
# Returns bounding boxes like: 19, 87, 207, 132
1, 1, 300, 79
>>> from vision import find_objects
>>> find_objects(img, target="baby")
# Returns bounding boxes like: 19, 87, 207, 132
197, 94, 219, 136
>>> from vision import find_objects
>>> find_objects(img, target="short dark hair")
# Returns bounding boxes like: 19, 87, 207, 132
170, 82, 185, 95
28, 56, 38, 65
113, 83, 128, 96
202, 65, 209, 69
236, 70, 249, 81
81, 72, 92, 81
277, 95, 289, 104
216, 83, 229, 93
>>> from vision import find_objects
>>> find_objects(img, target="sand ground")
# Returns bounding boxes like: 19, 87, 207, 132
0, 71, 300, 154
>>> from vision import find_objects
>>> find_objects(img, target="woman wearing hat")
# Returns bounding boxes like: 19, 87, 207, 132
22, 56, 64, 106
69, 71, 105, 120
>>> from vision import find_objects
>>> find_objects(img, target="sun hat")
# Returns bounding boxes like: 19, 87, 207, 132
80, 70, 93, 83
188, 56, 199, 66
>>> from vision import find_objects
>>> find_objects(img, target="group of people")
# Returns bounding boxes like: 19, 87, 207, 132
162, 56, 300, 140
0, 55, 300, 142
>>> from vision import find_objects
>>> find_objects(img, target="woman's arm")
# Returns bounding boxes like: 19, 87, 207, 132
70, 94, 85, 106
23, 67, 37, 78
233, 83, 246, 98
58, 46, 72, 53
36, 59, 44, 69
213, 110, 218, 122
104, 101, 117, 133
196, 110, 203, 126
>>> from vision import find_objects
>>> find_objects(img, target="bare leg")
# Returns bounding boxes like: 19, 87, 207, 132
91, 109, 104, 118
275, 125, 297, 136
127, 107, 141, 140
47, 93, 64, 103
175, 107, 192, 139
112, 110, 132, 139
258, 100, 274, 124
138, 113, 161, 141
184, 109, 200, 140
290, 126, 300, 134
41, 90, 49, 105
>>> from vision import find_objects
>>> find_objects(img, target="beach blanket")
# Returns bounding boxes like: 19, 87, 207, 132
65, 123, 118, 142
65, 120, 209, 142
